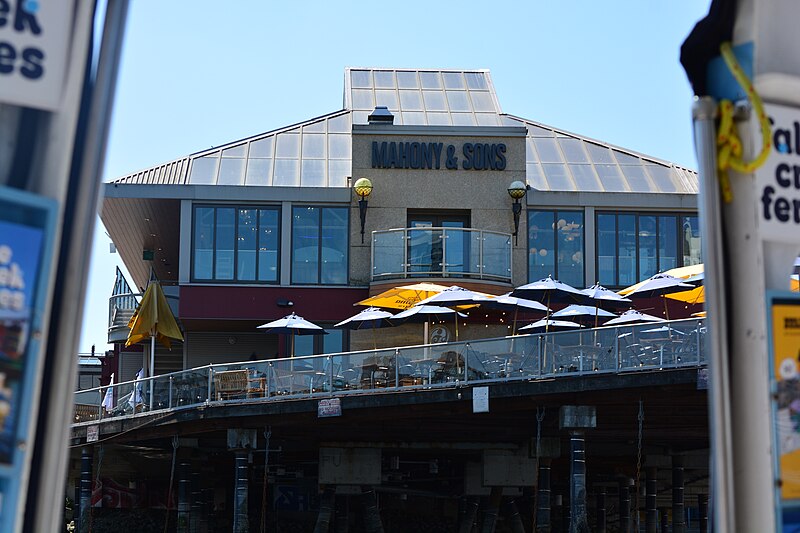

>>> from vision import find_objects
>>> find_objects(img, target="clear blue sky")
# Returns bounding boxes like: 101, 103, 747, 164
78, 0, 712, 354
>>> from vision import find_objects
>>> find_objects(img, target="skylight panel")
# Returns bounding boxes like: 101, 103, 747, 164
585, 142, 616, 164
452, 113, 477, 126
542, 163, 576, 191
465, 72, 488, 90
351, 70, 371, 88
568, 164, 602, 191
249, 137, 273, 158
327, 113, 350, 133
427, 112, 451, 125
613, 150, 641, 165
273, 159, 299, 186
218, 159, 245, 185
245, 158, 271, 186
352, 89, 374, 110
420, 72, 442, 89
476, 113, 500, 126
620, 164, 654, 192
470, 91, 496, 113
402, 111, 426, 125
446, 91, 470, 112
223, 144, 246, 158
399, 90, 423, 110
328, 160, 349, 187
301, 160, 325, 187
397, 71, 419, 89
645, 164, 678, 193
559, 138, 588, 163
375, 90, 399, 111
594, 164, 628, 192
526, 163, 547, 190
422, 91, 447, 111
374, 70, 396, 89
534, 138, 563, 163
442, 72, 465, 89
188, 154, 218, 185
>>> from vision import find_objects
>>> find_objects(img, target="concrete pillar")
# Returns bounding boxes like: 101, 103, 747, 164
177, 461, 190, 532
660, 508, 670, 533
480, 486, 503, 533
697, 494, 708, 533
78, 448, 92, 533
502, 498, 526, 533
314, 487, 335, 533
568, 431, 590, 533
458, 497, 479, 533
536, 460, 551, 532
233, 451, 249, 533
595, 488, 606, 533
672, 456, 685, 533
362, 488, 384, 533
645, 466, 658, 533
618, 480, 631, 533
190, 471, 202, 533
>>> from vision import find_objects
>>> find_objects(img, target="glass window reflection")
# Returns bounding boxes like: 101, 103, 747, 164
292, 206, 348, 285
527, 210, 584, 287
194, 208, 215, 280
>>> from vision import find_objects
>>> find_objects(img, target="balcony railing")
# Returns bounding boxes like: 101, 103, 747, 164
371, 227, 512, 283
74, 318, 706, 424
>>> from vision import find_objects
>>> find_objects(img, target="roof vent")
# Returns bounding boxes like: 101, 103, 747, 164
368, 106, 394, 125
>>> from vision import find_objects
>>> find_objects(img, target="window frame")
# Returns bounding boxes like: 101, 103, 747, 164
290, 205, 350, 286
190, 204, 281, 284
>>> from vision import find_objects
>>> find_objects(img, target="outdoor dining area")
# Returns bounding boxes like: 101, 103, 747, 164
77, 266, 722, 421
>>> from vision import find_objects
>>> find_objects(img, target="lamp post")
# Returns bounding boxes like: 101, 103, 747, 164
507, 180, 527, 245
354, 177, 373, 244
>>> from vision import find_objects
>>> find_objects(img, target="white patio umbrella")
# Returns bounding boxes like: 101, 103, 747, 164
389, 305, 466, 344
552, 304, 616, 325
257, 313, 327, 357
480, 293, 549, 335
604, 310, 665, 326
416, 286, 492, 340
581, 283, 632, 327
511, 275, 590, 332
620, 273, 693, 321
519, 318, 583, 332
334, 307, 394, 349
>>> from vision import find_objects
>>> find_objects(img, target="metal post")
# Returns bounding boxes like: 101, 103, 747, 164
190, 471, 202, 533
233, 451, 249, 533
394, 350, 399, 389
208, 366, 213, 403
672, 456, 685, 533
79, 448, 92, 533
568, 431, 589, 533
362, 488, 385, 533
614, 328, 620, 370
618, 480, 630, 533
464, 344, 470, 384
660, 508, 670, 533
645, 466, 657, 533
329, 355, 334, 394
335, 494, 350, 533
314, 487, 335, 533
177, 461, 190, 533
595, 488, 606, 533
502, 499, 526, 533
697, 493, 708, 533
536, 459, 551, 532
481, 486, 503, 533
458, 497, 479, 533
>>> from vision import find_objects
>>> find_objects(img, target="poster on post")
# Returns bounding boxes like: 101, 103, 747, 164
0, 186, 57, 528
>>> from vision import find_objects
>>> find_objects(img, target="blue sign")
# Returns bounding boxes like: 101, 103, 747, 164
0, 186, 57, 530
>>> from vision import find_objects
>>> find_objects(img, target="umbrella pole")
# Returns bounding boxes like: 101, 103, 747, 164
149, 332, 155, 411
512, 308, 519, 336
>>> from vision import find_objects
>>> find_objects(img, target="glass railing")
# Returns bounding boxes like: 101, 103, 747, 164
371, 227, 512, 282
73, 319, 706, 424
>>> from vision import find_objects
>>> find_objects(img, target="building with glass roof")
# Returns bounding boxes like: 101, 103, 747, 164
102, 67, 700, 375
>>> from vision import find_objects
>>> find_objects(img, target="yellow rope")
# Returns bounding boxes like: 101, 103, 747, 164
716, 41, 773, 202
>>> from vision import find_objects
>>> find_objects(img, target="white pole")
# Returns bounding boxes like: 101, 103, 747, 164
149, 331, 155, 410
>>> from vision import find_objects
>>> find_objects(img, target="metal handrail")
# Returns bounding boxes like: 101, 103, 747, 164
74, 318, 706, 425
371, 227, 512, 283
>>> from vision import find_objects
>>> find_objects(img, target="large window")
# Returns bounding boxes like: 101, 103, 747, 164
192, 205, 280, 282
596, 212, 699, 287
527, 210, 584, 288
291, 206, 349, 285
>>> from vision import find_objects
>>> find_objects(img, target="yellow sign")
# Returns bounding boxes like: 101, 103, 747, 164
772, 300, 800, 500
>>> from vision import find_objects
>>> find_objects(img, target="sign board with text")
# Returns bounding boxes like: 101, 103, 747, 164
0, 0, 71, 110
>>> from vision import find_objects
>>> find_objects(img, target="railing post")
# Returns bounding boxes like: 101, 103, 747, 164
328, 355, 334, 396
615, 328, 620, 371
403, 228, 409, 278
267, 362, 273, 397
538, 335, 543, 378
464, 344, 469, 384
394, 350, 400, 389
441, 229, 447, 276
169, 375, 173, 409
697, 320, 702, 364
479, 231, 485, 278
207, 366, 213, 403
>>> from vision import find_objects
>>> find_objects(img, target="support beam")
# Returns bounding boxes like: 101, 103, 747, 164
177, 461, 190, 533
481, 486, 503, 533
536, 460, 551, 532
191, 470, 202, 533
618, 479, 630, 533
314, 487, 335, 533
568, 431, 589, 533
233, 451, 249, 533
502, 498, 526, 533
697, 493, 708, 533
362, 488, 384, 533
672, 455, 685, 533
335, 494, 349, 532
79, 448, 92, 533
595, 488, 606, 533
458, 497, 479, 533
645, 466, 657, 533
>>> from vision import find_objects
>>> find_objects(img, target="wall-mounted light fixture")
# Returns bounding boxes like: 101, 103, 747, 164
353, 177, 373, 243
507, 180, 527, 245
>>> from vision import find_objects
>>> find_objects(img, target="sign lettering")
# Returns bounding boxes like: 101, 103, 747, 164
371, 141, 507, 171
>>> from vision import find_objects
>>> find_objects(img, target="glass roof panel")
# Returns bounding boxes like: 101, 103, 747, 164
374, 70, 396, 88
352, 111, 369, 124
527, 124, 554, 137
350, 70, 371, 88
327, 113, 351, 133
399, 90, 423, 110
542, 163, 576, 191
595, 164, 628, 191
328, 160, 350, 187
452, 113, 477, 126
586, 142, 616, 164
427, 112, 451, 125
397, 71, 419, 89
534, 138, 563, 163
620, 164, 654, 192
465, 72, 488, 90
476, 113, 500, 126
222, 144, 246, 158
526, 138, 538, 163
302, 133, 325, 158
558, 138, 588, 163
303, 120, 325, 133
502, 115, 522, 126
275, 131, 300, 158
420, 71, 442, 89
402, 111, 426, 125
568, 164, 602, 191
613, 150, 641, 165
470, 91, 495, 112
645, 164, 678, 193
443, 72, 465, 89
526, 162, 548, 190
328, 134, 350, 159
352, 89, 374, 110
422, 91, 447, 111
188, 154, 218, 185
218, 158, 245, 185
245, 158, 271, 186
446, 91, 470, 112
273, 159, 299, 186
301, 159, 326, 187
375, 89, 399, 110
249, 137, 274, 158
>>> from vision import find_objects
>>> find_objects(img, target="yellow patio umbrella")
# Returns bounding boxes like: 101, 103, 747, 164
126, 281, 184, 409
619, 263, 704, 296
666, 285, 705, 305
356, 282, 451, 310
793, 274, 799, 292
